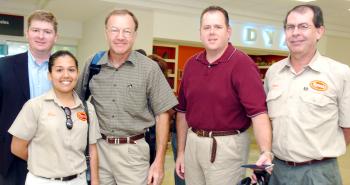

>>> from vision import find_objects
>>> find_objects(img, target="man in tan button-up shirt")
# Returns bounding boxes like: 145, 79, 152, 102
76, 9, 178, 185
265, 4, 350, 185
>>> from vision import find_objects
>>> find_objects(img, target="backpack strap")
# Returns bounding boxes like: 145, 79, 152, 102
83, 51, 106, 100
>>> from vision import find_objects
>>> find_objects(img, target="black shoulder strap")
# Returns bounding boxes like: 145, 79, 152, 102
83, 101, 90, 157
84, 51, 106, 100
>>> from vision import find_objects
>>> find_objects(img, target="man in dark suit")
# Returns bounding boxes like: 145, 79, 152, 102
0, 10, 57, 185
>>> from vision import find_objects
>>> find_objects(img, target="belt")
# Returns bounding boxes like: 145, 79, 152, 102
191, 128, 242, 163
40, 174, 79, 181
101, 133, 144, 144
276, 157, 334, 167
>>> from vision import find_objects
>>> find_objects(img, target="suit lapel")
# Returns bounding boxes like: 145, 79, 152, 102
12, 52, 30, 100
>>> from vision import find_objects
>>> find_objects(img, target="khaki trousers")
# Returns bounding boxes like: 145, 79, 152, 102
25, 172, 86, 185
184, 129, 250, 185
97, 138, 150, 185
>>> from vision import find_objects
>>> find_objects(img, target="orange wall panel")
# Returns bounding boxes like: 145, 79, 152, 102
178, 45, 204, 70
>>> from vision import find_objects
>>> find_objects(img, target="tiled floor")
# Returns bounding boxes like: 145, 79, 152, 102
162, 132, 350, 185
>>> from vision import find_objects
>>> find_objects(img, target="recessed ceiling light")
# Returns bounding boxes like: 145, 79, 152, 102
295, 0, 317, 2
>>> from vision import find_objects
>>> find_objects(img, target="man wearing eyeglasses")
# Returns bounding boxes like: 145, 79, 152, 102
0, 10, 57, 185
76, 9, 178, 185
264, 4, 350, 185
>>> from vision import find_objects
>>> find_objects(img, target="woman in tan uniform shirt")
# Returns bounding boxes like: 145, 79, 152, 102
8, 50, 101, 185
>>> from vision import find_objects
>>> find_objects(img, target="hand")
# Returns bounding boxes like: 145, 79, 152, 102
175, 152, 185, 179
147, 160, 164, 185
256, 151, 274, 173
252, 151, 274, 183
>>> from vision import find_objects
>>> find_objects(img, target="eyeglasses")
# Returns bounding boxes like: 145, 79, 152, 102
107, 27, 134, 38
285, 23, 313, 32
61, 107, 73, 130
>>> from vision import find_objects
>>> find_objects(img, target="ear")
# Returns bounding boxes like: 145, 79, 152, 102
227, 26, 232, 40
54, 33, 59, 43
48, 72, 52, 81
25, 29, 29, 40
133, 31, 137, 39
316, 26, 325, 41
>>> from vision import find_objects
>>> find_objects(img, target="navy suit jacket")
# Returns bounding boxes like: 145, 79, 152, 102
0, 52, 30, 176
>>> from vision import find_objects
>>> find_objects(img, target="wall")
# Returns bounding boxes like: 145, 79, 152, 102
76, 5, 154, 66
0, 19, 82, 46
324, 36, 350, 65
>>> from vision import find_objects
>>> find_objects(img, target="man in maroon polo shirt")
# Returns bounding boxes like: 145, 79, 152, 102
175, 6, 273, 185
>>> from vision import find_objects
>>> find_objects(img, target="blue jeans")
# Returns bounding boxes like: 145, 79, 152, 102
172, 132, 186, 185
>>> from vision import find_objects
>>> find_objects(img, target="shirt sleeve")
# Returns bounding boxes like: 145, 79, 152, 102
87, 102, 102, 144
147, 64, 178, 115
232, 54, 267, 117
8, 100, 38, 141
339, 65, 350, 128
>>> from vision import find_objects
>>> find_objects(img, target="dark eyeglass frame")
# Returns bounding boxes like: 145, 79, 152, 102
61, 107, 73, 130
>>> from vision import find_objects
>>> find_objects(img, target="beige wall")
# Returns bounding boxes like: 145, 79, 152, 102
323, 35, 350, 66
76, 6, 154, 67
73, 6, 350, 67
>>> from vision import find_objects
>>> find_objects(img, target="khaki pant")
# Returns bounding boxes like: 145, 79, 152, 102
97, 138, 150, 185
269, 158, 342, 185
25, 172, 86, 185
184, 129, 250, 185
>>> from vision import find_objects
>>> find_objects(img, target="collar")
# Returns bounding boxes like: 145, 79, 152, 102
44, 89, 84, 109
28, 50, 49, 66
277, 51, 322, 73
196, 43, 236, 65
98, 50, 136, 66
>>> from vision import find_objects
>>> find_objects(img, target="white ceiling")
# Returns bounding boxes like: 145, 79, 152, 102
1, 0, 350, 34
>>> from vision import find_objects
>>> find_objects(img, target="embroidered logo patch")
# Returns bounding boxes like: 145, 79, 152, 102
77, 112, 87, 121
309, 80, 328, 91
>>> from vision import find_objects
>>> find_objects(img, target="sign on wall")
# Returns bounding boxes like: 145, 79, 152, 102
0, 13, 24, 36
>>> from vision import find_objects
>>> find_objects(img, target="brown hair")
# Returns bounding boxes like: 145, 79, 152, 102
105, 9, 139, 31
200, 6, 229, 27
27, 10, 58, 32
283, 4, 324, 29
148, 54, 168, 77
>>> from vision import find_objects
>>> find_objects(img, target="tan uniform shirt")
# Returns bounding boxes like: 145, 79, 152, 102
76, 51, 178, 137
264, 51, 350, 162
8, 89, 101, 178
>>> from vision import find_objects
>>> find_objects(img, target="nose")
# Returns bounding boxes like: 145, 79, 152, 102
209, 27, 215, 34
38, 30, 45, 38
116, 30, 125, 39
63, 69, 69, 77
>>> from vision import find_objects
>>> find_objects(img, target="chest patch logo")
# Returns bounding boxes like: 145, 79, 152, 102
309, 80, 328, 91
77, 112, 87, 122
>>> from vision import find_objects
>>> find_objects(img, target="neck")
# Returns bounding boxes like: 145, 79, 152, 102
206, 44, 228, 64
29, 48, 51, 64
54, 90, 75, 107
290, 50, 316, 73
109, 50, 131, 68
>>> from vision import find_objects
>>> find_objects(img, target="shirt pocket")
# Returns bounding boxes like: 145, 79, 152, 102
266, 89, 284, 118
122, 85, 147, 116
299, 91, 336, 109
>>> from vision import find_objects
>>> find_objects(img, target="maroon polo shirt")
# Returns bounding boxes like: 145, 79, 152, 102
176, 43, 267, 131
